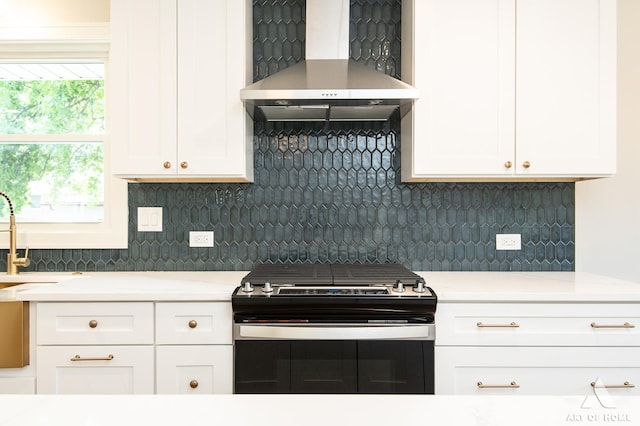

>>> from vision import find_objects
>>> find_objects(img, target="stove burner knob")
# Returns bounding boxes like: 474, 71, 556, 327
242, 281, 254, 293
393, 280, 405, 293
414, 281, 426, 293
263, 281, 273, 293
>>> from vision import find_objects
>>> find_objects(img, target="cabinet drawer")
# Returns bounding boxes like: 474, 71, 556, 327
156, 345, 232, 394
436, 346, 640, 395
155, 302, 231, 344
37, 302, 154, 345
36, 345, 154, 394
436, 303, 640, 346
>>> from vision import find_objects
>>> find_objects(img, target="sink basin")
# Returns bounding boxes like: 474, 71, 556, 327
0, 282, 28, 289
1, 283, 17, 289
0, 273, 84, 300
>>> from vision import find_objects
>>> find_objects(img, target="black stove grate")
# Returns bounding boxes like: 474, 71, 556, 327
241, 263, 424, 286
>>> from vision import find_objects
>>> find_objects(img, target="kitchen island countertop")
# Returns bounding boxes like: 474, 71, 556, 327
0, 394, 638, 426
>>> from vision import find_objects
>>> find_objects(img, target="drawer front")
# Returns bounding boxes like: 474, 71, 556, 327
37, 302, 154, 345
436, 346, 640, 395
156, 345, 232, 394
436, 303, 640, 346
36, 345, 154, 394
155, 302, 232, 344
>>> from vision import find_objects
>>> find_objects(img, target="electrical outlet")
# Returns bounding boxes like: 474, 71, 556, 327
496, 233, 521, 250
189, 231, 214, 248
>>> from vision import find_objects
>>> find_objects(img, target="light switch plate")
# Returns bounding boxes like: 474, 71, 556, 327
138, 207, 163, 232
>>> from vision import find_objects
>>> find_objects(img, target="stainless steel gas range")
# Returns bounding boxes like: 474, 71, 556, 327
231, 263, 437, 394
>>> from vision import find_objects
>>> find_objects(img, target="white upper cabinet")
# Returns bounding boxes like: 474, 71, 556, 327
515, 0, 616, 177
401, 0, 616, 181
110, 0, 253, 182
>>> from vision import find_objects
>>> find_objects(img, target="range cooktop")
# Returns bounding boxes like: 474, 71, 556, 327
240, 262, 424, 286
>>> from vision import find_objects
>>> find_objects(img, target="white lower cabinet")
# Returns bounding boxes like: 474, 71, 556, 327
435, 302, 640, 395
436, 346, 640, 395
35, 302, 155, 394
155, 302, 233, 394
36, 346, 154, 394
156, 345, 232, 394
0, 377, 36, 394
35, 301, 233, 394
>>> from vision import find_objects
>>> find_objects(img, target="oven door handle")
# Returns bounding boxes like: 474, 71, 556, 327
237, 324, 433, 340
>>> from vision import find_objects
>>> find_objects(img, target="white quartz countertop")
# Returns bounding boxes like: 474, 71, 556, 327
419, 271, 640, 302
12, 271, 245, 302
0, 394, 638, 426
8, 270, 640, 302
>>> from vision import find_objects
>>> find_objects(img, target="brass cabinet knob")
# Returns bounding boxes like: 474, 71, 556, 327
190, 380, 199, 389
88, 320, 98, 328
522, 161, 531, 169
163, 161, 171, 169
504, 161, 512, 169
180, 161, 188, 169
188, 320, 198, 329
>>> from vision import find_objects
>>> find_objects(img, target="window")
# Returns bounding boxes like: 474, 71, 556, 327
0, 36, 127, 249
0, 62, 105, 223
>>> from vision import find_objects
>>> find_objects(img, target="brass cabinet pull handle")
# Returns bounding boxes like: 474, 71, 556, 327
190, 380, 199, 389
88, 320, 98, 328
70, 354, 114, 362
504, 161, 512, 169
180, 161, 188, 169
188, 320, 198, 329
590, 322, 635, 329
163, 161, 171, 169
522, 161, 531, 168
477, 322, 520, 328
591, 381, 635, 389
477, 381, 520, 389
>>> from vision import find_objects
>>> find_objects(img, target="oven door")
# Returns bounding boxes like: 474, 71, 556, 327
233, 324, 434, 394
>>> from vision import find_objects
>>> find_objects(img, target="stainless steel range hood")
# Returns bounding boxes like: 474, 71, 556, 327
240, 0, 418, 122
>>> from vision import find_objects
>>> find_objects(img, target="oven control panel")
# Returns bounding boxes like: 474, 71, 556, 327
233, 283, 436, 298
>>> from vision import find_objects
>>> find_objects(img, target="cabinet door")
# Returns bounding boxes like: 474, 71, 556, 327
110, 0, 178, 176
36, 346, 154, 394
436, 346, 640, 395
515, 0, 616, 176
177, 0, 253, 181
156, 345, 232, 394
401, 0, 515, 180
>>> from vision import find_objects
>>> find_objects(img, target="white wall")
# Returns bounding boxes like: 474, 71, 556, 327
575, 0, 640, 282
0, 0, 109, 25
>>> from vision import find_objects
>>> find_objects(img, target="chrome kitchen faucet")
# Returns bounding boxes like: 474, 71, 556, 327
0, 191, 30, 275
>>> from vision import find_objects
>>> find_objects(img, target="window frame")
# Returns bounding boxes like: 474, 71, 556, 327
0, 25, 128, 249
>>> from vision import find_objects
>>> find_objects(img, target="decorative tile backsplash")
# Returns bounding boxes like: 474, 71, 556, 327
0, 0, 574, 272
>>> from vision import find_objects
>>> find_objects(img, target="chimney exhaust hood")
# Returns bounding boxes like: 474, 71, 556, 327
240, 0, 418, 122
